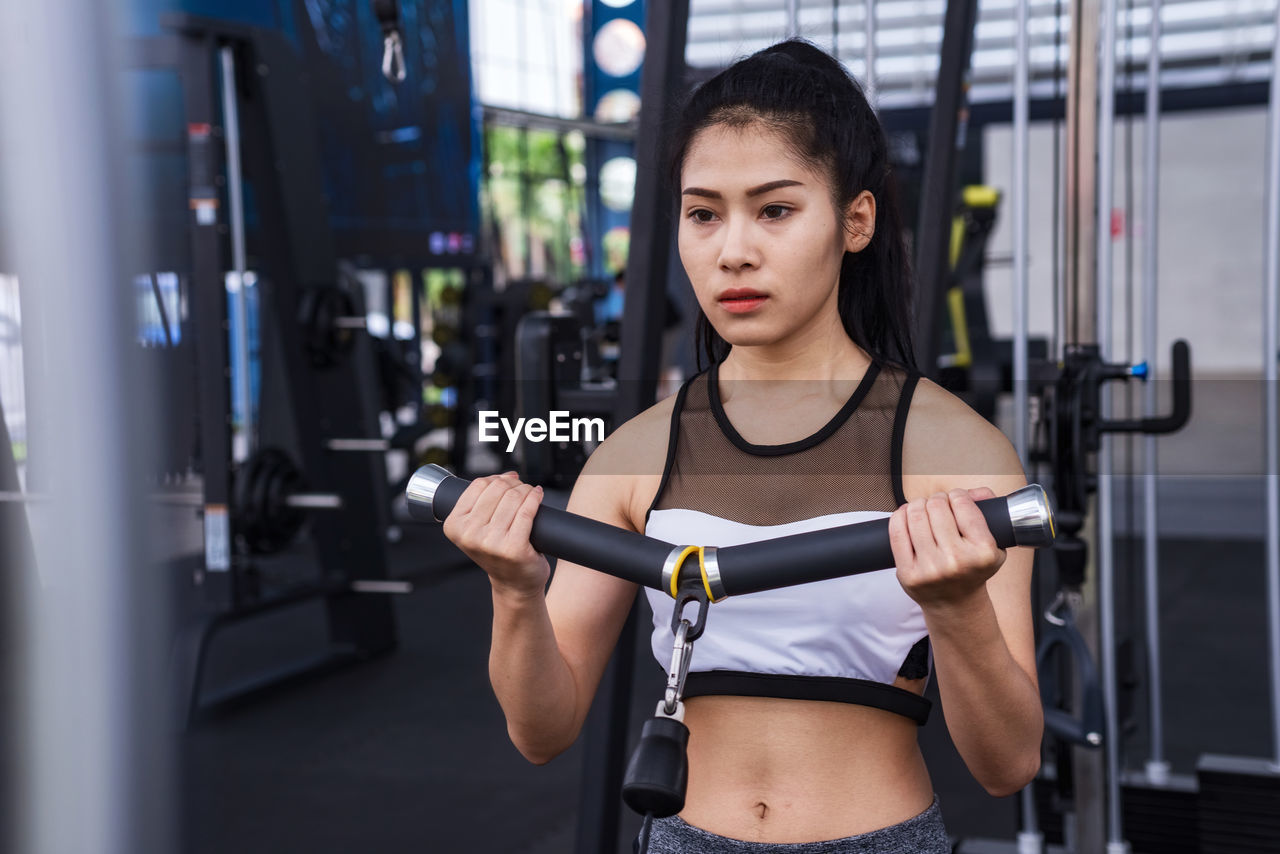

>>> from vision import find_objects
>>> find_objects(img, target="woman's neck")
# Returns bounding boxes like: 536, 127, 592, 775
718, 318, 871, 384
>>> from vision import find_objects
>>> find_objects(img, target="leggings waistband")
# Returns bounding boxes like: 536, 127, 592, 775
638, 795, 951, 854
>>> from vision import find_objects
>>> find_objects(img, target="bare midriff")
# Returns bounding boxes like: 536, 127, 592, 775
676, 688, 934, 844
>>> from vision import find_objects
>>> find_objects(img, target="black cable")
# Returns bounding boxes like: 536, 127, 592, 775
636, 812, 653, 854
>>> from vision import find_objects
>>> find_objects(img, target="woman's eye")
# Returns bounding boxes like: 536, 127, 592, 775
687, 209, 715, 224
762, 205, 790, 220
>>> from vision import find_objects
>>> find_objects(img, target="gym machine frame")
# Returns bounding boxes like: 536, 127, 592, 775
133, 15, 399, 724
1003, 0, 1198, 847
1191, 0, 1280, 848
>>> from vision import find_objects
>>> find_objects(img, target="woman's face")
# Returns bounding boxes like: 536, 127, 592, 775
677, 123, 873, 350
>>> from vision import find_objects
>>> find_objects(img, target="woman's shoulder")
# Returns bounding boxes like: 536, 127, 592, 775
901, 375, 1026, 499
577, 382, 687, 531
597, 387, 681, 464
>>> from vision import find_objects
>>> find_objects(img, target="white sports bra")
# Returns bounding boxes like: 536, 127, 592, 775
641, 359, 934, 724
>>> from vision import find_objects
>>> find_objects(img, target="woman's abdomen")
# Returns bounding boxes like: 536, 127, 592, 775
677, 694, 935, 844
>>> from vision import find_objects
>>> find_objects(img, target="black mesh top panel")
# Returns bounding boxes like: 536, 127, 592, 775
649, 359, 916, 526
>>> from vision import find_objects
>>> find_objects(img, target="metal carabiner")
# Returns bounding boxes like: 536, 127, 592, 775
662, 619, 694, 717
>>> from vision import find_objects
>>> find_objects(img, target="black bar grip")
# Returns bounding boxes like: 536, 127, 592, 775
406, 466, 677, 589
713, 491, 1031, 598
407, 466, 1055, 600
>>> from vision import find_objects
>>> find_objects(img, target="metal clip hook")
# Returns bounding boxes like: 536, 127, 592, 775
381, 30, 406, 83
662, 619, 694, 717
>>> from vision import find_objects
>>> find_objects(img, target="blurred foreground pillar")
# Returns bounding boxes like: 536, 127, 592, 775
0, 3, 173, 853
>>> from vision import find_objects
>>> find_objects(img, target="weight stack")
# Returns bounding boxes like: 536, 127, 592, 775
1197, 754, 1280, 853
1120, 771, 1199, 854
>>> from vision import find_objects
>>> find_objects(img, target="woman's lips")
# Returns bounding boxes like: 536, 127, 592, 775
718, 289, 767, 314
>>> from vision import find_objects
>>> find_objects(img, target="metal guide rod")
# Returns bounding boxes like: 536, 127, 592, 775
148, 491, 342, 508
865, 0, 878, 107
326, 438, 391, 452
1265, 0, 1280, 771
1141, 0, 1169, 784
1065, 0, 1099, 349
1011, 0, 1041, 846
1064, 0, 1105, 846
219, 46, 254, 461
350, 580, 413, 595
1095, 0, 1130, 843
282, 494, 344, 510
787, 0, 799, 38
1012, 0, 1031, 497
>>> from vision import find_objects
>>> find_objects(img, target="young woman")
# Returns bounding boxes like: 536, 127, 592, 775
442, 39, 1042, 853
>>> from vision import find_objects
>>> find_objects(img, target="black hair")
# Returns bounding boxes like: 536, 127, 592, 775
664, 38, 918, 374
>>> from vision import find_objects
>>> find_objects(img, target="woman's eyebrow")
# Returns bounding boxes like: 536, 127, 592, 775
681, 179, 804, 199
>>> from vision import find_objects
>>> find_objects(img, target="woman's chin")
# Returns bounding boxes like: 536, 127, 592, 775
717, 330, 783, 349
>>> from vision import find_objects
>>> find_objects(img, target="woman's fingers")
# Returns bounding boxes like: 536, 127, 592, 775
904, 497, 938, 559
951, 489, 1005, 571
952, 489, 997, 545
439, 473, 550, 593
925, 493, 962, 558
485, 483, 538, 550
509, 484, 544, 546
895, 489, 1010, 606
887, 505, 915, 571
444, 473, 521, 540
475, 473, 524, 526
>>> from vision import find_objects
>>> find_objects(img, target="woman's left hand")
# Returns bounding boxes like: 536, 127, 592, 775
888, 488, 1008, 609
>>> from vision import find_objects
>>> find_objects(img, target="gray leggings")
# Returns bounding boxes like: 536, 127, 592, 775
637, 795, 951, 854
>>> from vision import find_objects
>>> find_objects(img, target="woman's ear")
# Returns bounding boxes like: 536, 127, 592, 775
843, 190, 876, 253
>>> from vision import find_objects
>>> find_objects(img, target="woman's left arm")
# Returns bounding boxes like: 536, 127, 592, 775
888, 435, 1044, 798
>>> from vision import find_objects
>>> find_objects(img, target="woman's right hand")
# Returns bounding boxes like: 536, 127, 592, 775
440, 471, 551, 598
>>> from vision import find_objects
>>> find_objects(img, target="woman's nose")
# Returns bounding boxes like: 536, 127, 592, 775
717, 217, 758, 271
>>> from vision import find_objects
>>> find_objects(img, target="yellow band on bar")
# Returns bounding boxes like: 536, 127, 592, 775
669, 545, 700, 599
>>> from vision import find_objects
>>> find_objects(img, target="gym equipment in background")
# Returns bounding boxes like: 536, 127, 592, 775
935, 185, 1050, 426
136, 15, 402, 724
513, 311, 616, 489
1192, 4, 1280, 849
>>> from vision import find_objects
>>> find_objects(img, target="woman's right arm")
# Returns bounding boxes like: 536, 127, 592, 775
442, 415, 660, 764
